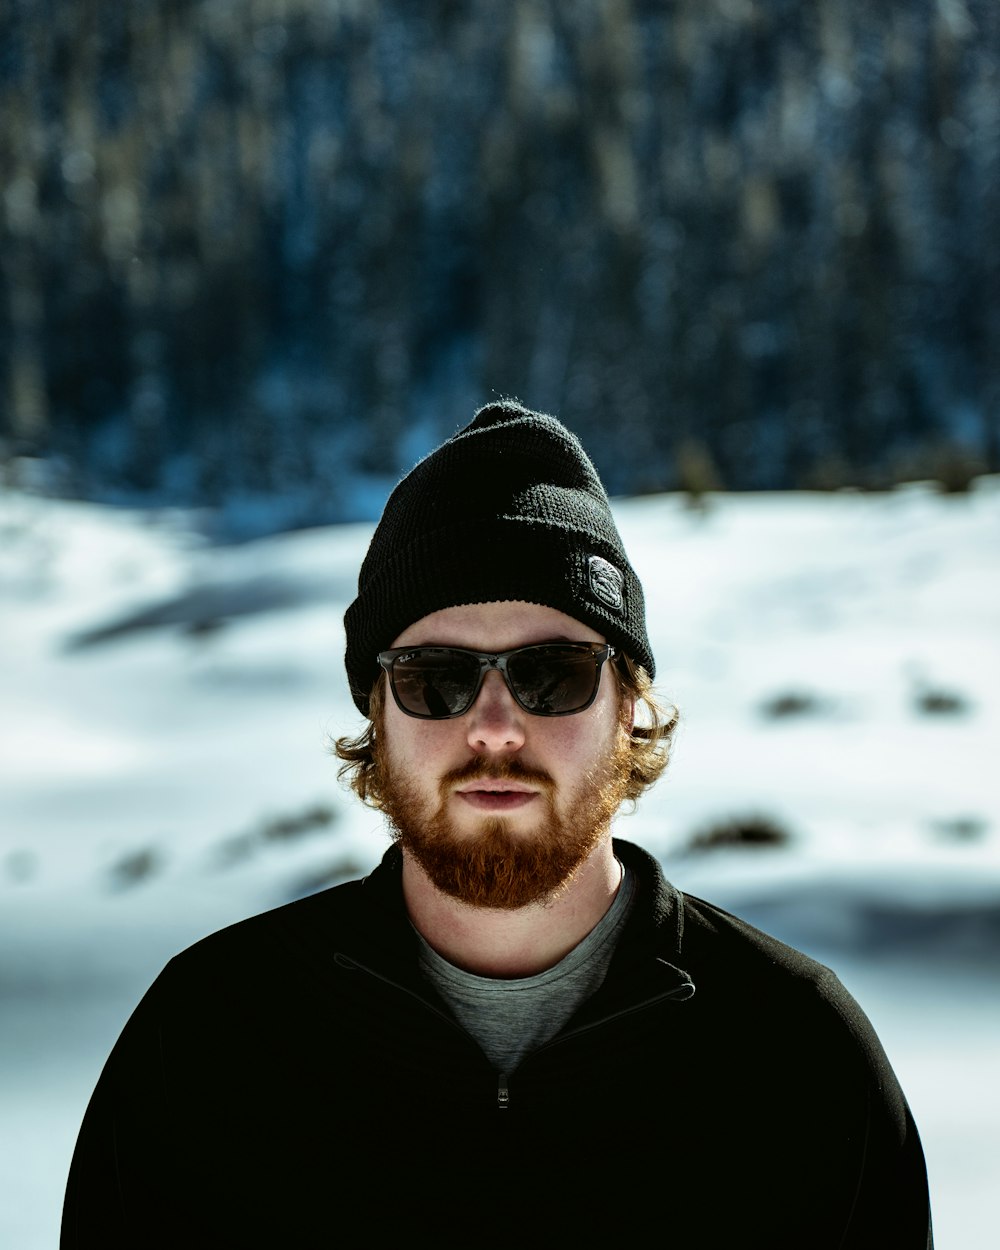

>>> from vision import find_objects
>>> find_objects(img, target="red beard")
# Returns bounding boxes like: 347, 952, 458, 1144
375, 741, 632, 910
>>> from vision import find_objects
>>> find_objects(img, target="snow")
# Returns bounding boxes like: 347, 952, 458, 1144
2, 480, 998, 1247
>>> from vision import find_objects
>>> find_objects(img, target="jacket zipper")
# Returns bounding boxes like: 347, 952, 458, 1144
337, 953, 692, 1115
339, 953, 517, 1113
489, 985, 691, 1112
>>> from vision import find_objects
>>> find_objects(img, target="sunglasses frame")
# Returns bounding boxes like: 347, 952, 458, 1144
377, 642, 617, 720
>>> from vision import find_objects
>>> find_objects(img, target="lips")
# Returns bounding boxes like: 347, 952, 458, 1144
455, 781, 535, 795
453, 781, 539, 812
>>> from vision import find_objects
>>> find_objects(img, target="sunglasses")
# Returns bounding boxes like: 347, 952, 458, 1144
377, 642, 617, 720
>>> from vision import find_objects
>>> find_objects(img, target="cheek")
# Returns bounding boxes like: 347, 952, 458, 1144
541, 707, 623, 772
383, 706, 458, 769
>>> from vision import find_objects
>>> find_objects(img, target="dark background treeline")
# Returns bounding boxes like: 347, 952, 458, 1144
2, 0, 998, 533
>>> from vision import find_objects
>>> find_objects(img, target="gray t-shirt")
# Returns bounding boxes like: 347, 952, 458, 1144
416, 861, 636, 1073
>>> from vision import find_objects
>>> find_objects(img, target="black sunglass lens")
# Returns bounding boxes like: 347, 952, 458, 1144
390, 651, 480, 717
507, 647, 600, 714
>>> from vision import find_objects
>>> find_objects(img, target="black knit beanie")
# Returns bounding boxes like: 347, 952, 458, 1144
344, 399, 653, 713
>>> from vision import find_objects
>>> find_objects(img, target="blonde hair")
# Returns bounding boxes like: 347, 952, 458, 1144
333, 655, 677, 810
613, 652, 678, 804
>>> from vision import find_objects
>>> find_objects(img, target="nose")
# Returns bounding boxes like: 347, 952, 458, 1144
464, 669, 526, 754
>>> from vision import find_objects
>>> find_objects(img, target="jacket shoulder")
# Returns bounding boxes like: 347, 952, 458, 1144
679, 890, 839, 982
677, 890, 900, 1076
150, 869, 388, 1006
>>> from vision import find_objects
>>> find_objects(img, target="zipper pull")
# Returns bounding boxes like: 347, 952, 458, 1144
497, 1072, 510, 1111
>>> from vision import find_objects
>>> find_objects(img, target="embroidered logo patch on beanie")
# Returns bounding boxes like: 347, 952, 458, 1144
587, 555, 624, 612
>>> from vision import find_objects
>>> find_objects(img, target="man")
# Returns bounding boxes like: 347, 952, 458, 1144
63, 402, 932, 1247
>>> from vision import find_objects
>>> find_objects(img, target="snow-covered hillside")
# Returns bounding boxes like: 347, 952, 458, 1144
2, 481, 998, 1247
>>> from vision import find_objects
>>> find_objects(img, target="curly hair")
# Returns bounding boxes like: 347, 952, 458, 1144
613, 652, 679, 804
333, 655, 677, 810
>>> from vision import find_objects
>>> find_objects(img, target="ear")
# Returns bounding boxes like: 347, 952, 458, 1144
620, 693, 635, 736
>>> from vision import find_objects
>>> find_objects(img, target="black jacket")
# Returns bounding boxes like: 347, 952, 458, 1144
63, 840, 932, 1248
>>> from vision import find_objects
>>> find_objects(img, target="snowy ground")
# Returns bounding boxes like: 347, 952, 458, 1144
2, 480, 998, 1247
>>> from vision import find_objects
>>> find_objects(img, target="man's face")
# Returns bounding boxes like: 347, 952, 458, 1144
375, 600, 633, 909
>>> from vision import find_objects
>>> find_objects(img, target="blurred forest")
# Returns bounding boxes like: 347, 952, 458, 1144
1, 0, 998, 532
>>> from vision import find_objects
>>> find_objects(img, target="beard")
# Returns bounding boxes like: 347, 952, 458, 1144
374, 729, 633, 911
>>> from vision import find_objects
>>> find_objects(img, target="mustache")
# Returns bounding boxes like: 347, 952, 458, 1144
441, 756, 555, 790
